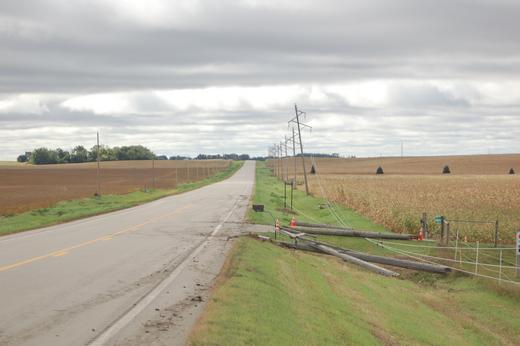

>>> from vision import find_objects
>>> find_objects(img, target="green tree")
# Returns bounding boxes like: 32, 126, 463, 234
56, 148, 70, 163
70, 145, 89, 163
31, 148, 58, 164
115, 145, 155, 160
17, 154, 28, 162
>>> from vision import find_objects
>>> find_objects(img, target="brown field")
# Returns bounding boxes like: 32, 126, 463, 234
0, 160, 231, 216
273, 153, 520, 175
269, 154, 520, 243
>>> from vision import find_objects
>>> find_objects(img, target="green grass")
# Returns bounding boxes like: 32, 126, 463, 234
248, 161, 384, 231
191, 237, 520, 345
190, 161, 520, 345
0, 161, 243, 236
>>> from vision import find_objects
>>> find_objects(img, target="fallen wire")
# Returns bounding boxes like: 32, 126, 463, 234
310, 155, 352, 229
366, 238, 520, 285
377, 240, 514, 251
303, 158, 520, 285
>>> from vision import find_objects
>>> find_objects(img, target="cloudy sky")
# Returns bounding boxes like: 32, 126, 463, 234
1, 0, 519, 159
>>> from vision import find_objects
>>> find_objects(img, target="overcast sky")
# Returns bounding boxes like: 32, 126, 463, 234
1, 0, 519, 159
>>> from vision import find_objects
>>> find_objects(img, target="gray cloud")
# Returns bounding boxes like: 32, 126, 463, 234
1, 0, 520, 159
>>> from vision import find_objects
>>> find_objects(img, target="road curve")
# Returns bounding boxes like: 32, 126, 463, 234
0, 161, 255, 346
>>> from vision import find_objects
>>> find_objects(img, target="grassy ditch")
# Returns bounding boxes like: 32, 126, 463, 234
0, 161, 243, 236
190, 161, 520, 345
191, 237, 520, 345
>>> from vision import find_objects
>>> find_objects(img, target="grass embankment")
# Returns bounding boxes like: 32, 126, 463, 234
192, 238, 520, 345
0, 161, 243, 236
190, 161, 520, 345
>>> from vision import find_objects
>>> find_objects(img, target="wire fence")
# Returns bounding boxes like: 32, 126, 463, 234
304, 156, 520, 286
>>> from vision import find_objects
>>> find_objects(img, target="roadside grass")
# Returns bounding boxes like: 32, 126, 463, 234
0, 161, 243, 236
248, 161, 385, 232
191, 161, 520, 345
191, 237, 520, 345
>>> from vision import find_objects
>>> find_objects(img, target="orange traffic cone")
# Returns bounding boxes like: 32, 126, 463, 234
290, 216, 297, 228
417, 227, 424, 241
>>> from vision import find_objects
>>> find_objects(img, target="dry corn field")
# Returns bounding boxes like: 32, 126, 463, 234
0, 160, 231, 216
269, 154, 520, 243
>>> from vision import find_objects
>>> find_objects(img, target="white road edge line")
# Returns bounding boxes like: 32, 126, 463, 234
88, 199, 241, 346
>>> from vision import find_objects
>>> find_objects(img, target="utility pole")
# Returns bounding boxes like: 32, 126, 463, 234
289, 104, 311, 195
284, 135, 289, 181
96, 132, 101, 197
292, 127, 297, 182
280, 141, 284, 180
152, 156, 156, 190
274, 144, 279, 177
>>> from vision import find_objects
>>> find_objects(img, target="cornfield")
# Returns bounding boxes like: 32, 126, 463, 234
268, 155, 520, 243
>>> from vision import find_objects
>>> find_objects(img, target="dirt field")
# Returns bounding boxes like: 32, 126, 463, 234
0, 160, 231, 215
268, 154, 520, 243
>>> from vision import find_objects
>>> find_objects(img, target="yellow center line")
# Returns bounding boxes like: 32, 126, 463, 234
0, 204, 192, 273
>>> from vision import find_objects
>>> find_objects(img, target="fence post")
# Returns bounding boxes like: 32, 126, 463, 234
499, 249, 503, 285
516, 230, 520, 278
454, 228, 460, 260
422, 213, 429, 239
446, 221, 450, 245
475, 241, 479, 275
494, 219, 499, 248
439, 216, 445, 245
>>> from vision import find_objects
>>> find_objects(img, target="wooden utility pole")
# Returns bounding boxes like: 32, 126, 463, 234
152, 156, 156, 190
96, 132, 101, 197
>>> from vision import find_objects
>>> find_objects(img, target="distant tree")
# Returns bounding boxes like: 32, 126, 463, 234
238, 154, 250, 160
310, 164, 316, 174
509, 168, 515, 175
442, 165, 451, 174
31, 147, 58, 164
56, 148, 70, 164
70, 146, 89, 163
17, 154, 28, 163
169, 155, 190, 160
89, 145, 116, 162
115, 145, 155, 160
223, 153, 239, 160
156, 155, 168, 160
376, 166, 384, 174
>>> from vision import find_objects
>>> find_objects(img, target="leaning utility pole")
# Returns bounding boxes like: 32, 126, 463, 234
289, 104, 311, 195
96, 132, 101, 197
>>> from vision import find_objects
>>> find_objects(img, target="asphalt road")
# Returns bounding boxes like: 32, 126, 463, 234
0, 161, 255, 346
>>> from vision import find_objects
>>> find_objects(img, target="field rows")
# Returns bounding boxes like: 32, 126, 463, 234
0, 160, 231, 215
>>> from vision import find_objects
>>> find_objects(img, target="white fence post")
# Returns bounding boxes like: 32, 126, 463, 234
475, 241, 479, 275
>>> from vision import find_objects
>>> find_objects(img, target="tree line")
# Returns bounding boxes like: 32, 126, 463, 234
17, 145, 156, 164
17, 146, 256, 165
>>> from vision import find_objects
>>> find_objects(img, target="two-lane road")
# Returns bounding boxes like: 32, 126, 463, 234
0, 161, 255, 346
